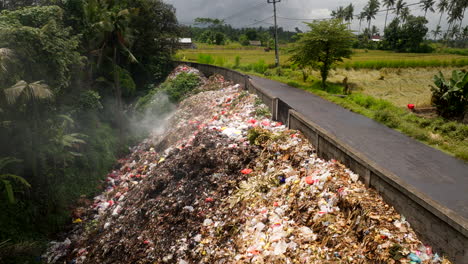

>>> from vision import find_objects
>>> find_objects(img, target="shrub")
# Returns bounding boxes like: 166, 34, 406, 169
197, 54, 215, 64
252, 60, 268, 74
430, 70, 468, 119
161, 72, 201, 103
234, 56, 241, 68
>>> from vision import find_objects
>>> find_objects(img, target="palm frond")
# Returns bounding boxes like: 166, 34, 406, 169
4, 80, 53, 104
58, 114, 75, 127
62, 134, 87, 148
0, 157, 21, 171
29, 81, 53, 100
4, 80, 27, 104
2, 180, 15, 203
0, 173, 31, 188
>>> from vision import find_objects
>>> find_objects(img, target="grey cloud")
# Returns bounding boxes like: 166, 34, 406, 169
165, 0, 456, 33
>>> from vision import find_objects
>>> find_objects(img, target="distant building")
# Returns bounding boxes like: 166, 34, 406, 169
371, 35, 382, 42
249, 40, 262, 46
178, 38, 196, 49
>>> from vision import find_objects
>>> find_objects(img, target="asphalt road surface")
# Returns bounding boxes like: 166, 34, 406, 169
250, 75, 468, 220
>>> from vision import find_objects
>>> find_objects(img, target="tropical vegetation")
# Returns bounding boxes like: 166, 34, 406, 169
0, 0, 179, 262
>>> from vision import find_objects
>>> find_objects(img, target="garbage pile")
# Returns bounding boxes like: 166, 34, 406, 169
44, 66, 451, 264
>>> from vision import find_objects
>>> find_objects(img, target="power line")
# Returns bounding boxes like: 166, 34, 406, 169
241, 15, 274, 27
222, 2, 268, 21
278, 16, 330, 21
276, 0, 426, 22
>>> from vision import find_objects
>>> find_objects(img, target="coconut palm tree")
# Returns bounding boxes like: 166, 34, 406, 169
383, 0, 396, 32
344, 3, 354, 30
421, 0, 436, 17
358, 11, 366, 33
331, 6, 346, 21
394, 0, 407, 19
364, 0, 380, 37
400, 6, 411, 23
437, 0, 450, 36
432, 25, 442, 39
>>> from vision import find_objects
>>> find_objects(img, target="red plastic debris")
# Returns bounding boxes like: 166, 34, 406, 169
247, 119, 257, 124
261, 120, 270, 126
241, 168, 253, 174
407, 104, 415, 110
273, 202, 279, 207
305, 176, 314, 185
205, 197, 214, 202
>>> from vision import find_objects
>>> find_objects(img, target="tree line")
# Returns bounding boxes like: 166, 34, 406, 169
180, 17, 298, 46
331, 0, 467, 48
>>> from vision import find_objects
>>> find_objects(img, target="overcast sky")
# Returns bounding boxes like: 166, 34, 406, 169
165, 0, 458, 34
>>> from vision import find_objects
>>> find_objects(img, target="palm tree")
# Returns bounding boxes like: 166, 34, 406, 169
364, 0, 380, 37
358, 11, 366, 33
394, 0, 407, 19
383, 0, 396, 32
344, 3, 354, 30
450, 23, 461, 39
3, 80, 53, 180
437, 0, 449, 38
84, 0, 138, 142
421, 0, 436, 17
400, 6, 411, 23
331, 6, 346, 21
432, 25, 442, 39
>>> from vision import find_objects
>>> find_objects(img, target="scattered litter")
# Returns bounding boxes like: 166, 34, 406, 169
44, 66, 451, 264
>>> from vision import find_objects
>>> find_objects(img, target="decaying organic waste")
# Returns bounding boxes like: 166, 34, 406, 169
44, 66, 450, 264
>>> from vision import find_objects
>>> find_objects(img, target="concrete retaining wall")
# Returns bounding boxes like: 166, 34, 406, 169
173, 61, 467, 263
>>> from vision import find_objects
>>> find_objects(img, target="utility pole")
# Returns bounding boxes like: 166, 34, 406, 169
268, 0, 280, 67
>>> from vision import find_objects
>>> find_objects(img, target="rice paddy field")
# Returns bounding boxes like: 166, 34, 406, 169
176, 43, 468, 107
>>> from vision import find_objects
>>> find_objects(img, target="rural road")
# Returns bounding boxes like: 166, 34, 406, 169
249, 75, 468, 220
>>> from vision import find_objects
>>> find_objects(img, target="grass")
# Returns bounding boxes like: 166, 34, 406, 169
325, 67, 467, 107
176, 44, 468, 69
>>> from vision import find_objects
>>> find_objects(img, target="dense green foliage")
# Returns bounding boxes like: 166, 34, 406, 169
290, 20, 354, 88
180, 17, 297, 46
431, 70, 468, 119
135, 72, 200, 120
0, 0, 180, 262
161, 73, 201, 103
384, 16, 430, 52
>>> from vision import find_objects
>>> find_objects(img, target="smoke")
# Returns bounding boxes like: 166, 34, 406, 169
128, 90, 177, 139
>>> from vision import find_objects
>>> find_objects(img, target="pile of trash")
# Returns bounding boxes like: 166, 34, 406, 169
44, 66, 451, 264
